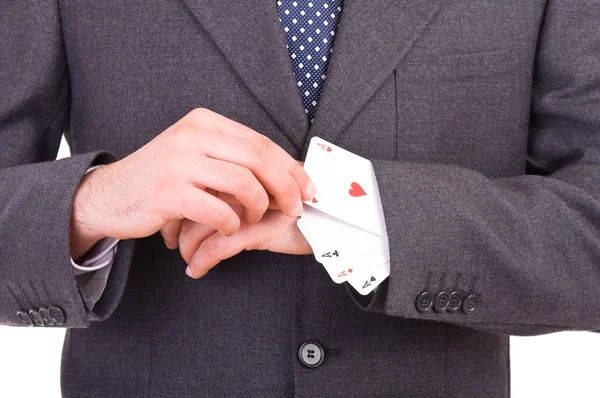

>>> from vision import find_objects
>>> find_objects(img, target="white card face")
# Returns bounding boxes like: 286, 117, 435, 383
297, 198, 390, 283
346, 261, 390, 295
298, 137, 391, 293
298, 206, 389, 260
303, 137, 387, 236
324, 252, 389, 284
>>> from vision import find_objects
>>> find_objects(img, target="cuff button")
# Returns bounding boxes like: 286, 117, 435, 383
16, 310, 33, 327
39, 307, 55, 326
28, 309, 45, 327
462, 294, 480, 314
446, 291, 463, 313
416, 291, 434, 313
433, 291, 450, 312
48, 306, 66, 326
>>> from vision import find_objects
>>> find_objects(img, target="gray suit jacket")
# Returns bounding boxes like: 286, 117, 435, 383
2, 1, 600, 397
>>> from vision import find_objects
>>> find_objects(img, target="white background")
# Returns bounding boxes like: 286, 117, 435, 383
1, 139, 599, 397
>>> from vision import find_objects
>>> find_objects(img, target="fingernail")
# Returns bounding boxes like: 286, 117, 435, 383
185, 266, 194, 278
293, 200, 304, 216
306, 181, 317, 198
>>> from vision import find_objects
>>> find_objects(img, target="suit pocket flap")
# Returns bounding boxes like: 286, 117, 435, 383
400, 48, 522, 80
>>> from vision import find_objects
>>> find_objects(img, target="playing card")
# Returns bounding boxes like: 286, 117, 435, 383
303, 137, 387, 236
298, 206, 389, 261
346, 261, 390, 295
297, 206, 389, 283
298, 137, 391, 293
299, 226, 389, 284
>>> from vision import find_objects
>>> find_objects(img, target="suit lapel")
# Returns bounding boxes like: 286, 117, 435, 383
180, 0, 309, 149
304, 0, 444, 152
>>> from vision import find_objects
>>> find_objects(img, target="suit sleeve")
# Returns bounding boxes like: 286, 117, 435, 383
348, 0, 600, 335
0, 0, 134, 328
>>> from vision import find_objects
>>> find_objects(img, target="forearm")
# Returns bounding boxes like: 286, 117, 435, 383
0, 153, 115, 327
357, 158, 600, 334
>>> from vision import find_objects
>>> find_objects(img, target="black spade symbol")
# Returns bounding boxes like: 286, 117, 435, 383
370, 276, 376, 282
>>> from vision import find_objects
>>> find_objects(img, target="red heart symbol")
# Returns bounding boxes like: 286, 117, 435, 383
311, 198, 318, 203
317, 143, 333, 152
349, 182, 367, 197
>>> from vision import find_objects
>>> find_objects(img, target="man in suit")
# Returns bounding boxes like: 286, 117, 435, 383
2, 0, 600, 396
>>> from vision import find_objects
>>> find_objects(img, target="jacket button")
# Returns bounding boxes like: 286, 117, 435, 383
29, 309, 45, 326
415, 291, 434, 313
433, 291, 450, 312
462, 294, 480, 314
298, 341, 324, 368
16, 310, 33, 326
48, 306, 66, 326
446, 291, 463, 313
39, 307, 55, 326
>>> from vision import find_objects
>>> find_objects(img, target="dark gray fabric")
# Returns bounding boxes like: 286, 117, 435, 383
1, 0, 599, 397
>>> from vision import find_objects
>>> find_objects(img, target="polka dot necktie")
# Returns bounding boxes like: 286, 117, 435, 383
277, 0, 344, 123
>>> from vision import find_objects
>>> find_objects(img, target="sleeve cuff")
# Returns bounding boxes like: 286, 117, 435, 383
69, 164, 121, 310
71, 237, 119, 271
74, 243, 117, 309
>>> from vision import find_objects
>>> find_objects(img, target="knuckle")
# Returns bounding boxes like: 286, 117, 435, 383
212, 207, 229, 226
200, 240, 219, 259
250, 189, 268, 211
212, 206, 237, 232
249, 142, 270, 166
199, 157, 218, 178
234, 168, 254, 191
180, 218, 195, 236
188, 107, 211, 120
178, 194, 196, 219
258, 135, 274, 151
280, 178, 297, 197
169, 125, 194, 151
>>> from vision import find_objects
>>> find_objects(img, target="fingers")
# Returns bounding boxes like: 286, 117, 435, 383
185, 109, 316, 211
288, 160, 314, 201
160, 219, 183, 249
191, 157, 269, 224
178, 186, 240, 236
177, 219, 216, 264
202, 132, 306, 217
182, 207, 312, 279
214, 192, 281, 211
186, 222, 255, 279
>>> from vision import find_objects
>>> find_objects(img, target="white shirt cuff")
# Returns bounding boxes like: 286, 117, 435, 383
71, 237, 119, 271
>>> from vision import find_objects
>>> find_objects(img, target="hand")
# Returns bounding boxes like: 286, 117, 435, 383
205, 160, 306, 211
167, 205, 312, 279
70, 108, 315, 259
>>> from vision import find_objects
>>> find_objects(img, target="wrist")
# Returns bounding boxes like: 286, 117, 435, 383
70, 167, 110, 259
